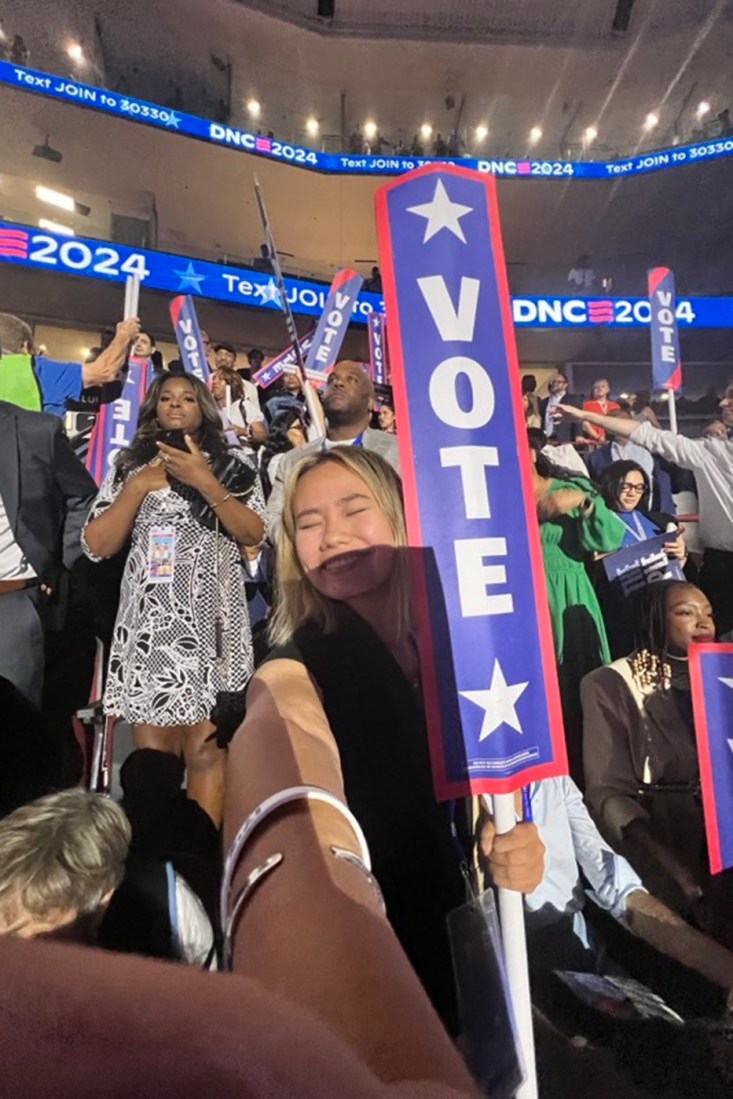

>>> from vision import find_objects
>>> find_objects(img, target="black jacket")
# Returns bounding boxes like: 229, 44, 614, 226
0, 401, 96, 583
539, 393, 583, 442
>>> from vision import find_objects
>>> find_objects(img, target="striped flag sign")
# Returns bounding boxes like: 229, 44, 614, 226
689, 643, 733, 874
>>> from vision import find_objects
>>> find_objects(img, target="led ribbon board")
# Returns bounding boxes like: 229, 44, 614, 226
3, 60, 733, 181
2, 220, 733, 328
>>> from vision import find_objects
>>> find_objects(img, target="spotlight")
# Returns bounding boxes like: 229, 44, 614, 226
420, 123, 433, 141
38, 219, 74, 236
306, 117, 319, 136
584, 125, 598, 143
35, 185, 74, 211
644, 111, 659, 130
247, 98, 261, 119
67, 42, 84, 64
475, 124, 489, 142
363, 119, 378, 140
529, 125, 542, 144
696, 100, 711, 118
32, 137, 63, 164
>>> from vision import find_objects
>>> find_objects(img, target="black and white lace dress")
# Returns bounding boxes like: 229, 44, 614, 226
82, 456, 266, 726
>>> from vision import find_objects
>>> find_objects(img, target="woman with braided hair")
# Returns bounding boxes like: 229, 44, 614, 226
582, 580, 733, 945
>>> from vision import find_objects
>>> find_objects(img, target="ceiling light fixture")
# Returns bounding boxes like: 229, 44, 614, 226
696, 100, 711, 118
529, 125, 542, 144
363, 119, 378, 140
246, 98, 261, 119
584, 125, 598, 143
306, 116, 319, 136
35, 184, 75, 211
644, 111, 659, 130
38, 218, 74, 236
67, 42, 84, 63
475, 124, 489, 142
420, 123, 433, 141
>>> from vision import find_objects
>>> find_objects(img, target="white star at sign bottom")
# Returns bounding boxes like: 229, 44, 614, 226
460, 660, 529, 743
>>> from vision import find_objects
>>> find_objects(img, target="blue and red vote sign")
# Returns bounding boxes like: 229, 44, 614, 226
169, 295, 210, 382
367, 312, 389, 385
376, 164, 567, 798
86, 356, 151, 484
648, 267, 682, 391
690, 643, 733, 874
303, 268, 363, 375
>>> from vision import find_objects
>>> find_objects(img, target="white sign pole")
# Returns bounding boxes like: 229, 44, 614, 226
667, 389, 678, 434
124, 273, 140, 321
493, 792, 538, 1099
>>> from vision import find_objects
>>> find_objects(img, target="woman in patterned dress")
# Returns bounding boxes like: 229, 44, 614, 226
83, 374, 266, 824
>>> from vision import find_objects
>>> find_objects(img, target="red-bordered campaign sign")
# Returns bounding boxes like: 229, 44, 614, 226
376, 163, 567, 798
86, 356, 150, 484
648, 267, 682, 392
169, 295, 210, 382
689, 642, 733, 874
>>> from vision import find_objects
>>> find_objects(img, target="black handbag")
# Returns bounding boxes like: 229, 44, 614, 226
179, 451, 258, 531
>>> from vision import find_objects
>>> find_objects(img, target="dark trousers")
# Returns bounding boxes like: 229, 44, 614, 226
0, 588, 45, 707
699, 548, 733, 637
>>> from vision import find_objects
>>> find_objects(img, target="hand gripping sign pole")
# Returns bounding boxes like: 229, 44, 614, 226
253, 177, 325, 437
376, 164, 568, 1099
648, 267, 682, 434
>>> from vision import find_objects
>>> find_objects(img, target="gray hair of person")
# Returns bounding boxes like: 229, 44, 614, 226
0, 313, 33, 353
0, 789, 131, 922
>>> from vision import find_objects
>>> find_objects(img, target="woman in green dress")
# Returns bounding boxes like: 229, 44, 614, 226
528, 431, 625, 782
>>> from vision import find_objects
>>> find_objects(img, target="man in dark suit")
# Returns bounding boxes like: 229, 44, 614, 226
0, 400, 96, 707
539, 371, 583, 443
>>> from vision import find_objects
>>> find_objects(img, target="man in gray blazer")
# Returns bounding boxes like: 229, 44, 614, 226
266, 360, 400, 539
0, 400, 97, 705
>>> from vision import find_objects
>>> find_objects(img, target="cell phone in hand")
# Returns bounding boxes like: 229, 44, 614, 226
158, 428, 189, 451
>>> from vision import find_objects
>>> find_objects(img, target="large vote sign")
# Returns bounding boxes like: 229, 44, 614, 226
169, 295, 210, 382
376, 164, 567, 797
86, 357, 151, 484
649, 267, 682, 391
689, 644, 733, 874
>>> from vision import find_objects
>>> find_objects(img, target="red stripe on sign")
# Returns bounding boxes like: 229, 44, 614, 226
481, 166, 569, 790
0, 246, 29, 256
664, 365, 682, 390
255, 137, 272, 151
689, 643, 723, 874
648, 266, 669, 295
517, 162, 531, 174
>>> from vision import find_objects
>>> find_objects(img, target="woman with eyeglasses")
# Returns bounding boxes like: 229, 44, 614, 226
597, 460, 689, 657
582, 581, 733, 946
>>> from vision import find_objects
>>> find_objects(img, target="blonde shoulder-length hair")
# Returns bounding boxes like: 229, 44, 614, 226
268, 446, 412, 648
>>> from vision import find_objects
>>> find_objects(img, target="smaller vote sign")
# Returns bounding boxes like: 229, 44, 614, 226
689, 644, 733, 874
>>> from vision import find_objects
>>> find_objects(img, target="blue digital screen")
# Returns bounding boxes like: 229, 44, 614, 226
3, 60, 733, 182
2, 220, 732, 329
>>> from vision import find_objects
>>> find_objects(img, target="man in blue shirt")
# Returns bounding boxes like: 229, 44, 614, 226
0, 313, 140, 417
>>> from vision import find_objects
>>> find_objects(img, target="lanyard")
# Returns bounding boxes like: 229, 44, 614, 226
622, 510, 647, 542
321, 431, 365, 452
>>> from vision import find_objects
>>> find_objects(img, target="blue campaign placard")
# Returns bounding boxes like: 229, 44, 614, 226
648, 267, 682, 391
689, 644, 733, 874
376, 164, 567, 798
602, 530, 685, 596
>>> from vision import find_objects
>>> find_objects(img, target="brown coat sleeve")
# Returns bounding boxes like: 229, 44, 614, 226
582, 665, 649, 846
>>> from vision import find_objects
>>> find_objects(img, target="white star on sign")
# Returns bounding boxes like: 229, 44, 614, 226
255, 278, 282, 306
407, 178, 473, 244
173, 261, 206, 293
461, 660, 529, 742
165, 111, 181, 130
